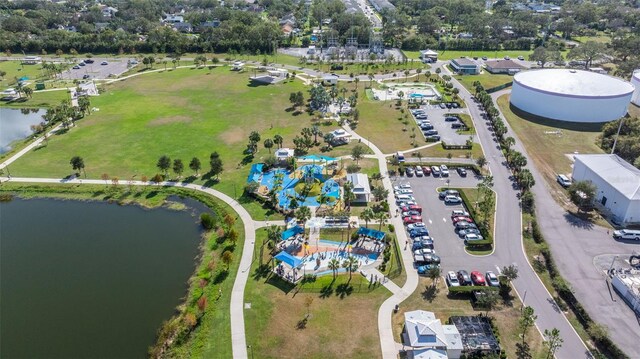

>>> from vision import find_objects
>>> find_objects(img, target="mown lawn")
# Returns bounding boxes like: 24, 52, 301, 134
0, 89, 69, 108
244, 229, 391, 359
7, 67, 353, 219
393, 278, 546, 359
496, 94, 604, 181
454, 72, 514, 92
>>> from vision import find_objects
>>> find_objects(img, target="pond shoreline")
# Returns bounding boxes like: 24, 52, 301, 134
0, 182, 244, 358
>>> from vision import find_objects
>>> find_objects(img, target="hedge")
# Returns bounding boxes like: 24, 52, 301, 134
448, 285, 499, 294
455, 188, 494, 247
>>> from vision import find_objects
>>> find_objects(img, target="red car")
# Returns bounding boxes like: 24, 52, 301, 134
403, 215, 423, 224
421, 166, 432, 175
470, 271, 486, 286
401, 205, 422, 214
452, 216, 474, 223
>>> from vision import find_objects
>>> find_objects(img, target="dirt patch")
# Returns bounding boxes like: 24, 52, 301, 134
219, 127, 246, 145
148, 115, 193, 126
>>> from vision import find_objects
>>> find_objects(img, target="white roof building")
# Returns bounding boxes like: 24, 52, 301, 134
403, 310, 463, 359
572, 154, 640, 224
275, 148, 294, 161
346, 173, 371, 203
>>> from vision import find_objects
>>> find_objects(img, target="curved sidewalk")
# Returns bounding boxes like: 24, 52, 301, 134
0, 176, 255, 359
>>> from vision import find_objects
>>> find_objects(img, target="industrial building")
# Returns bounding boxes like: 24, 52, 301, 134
572, 154, 640, 224
510, 69, 634, 122
449, 58, 480, 75
631, 70, 640, 106
611, 268, 640, 315
483, 59, 524, 74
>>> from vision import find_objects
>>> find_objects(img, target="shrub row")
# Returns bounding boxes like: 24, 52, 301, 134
448, 285, 499, 294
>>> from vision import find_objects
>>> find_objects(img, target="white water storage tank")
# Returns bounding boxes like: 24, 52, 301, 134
510, 69, 634, 122
631, 69, 640, 106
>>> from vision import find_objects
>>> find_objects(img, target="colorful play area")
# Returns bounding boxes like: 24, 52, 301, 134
273, 224, 387, 283
247, 158, 345, 210
371, 82, 441, 101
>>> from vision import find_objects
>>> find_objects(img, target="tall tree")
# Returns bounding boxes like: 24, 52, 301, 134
568, 41, 607, 69
529, 46, 562, 68
543, 328, 563, 359
157, 155, 171, 176
273, 134, 283, 149
189, 157, 201, 175
69, 156, 85, 177
296, 206, 311, 224
427, 266, 441, 288
264, 138, 274, 153
342, 255, 359, 282
209, 151, 224, 179
328, 258, 340, 279
376, 211, 389, 231
360, 207, 375, 228
519, 306, 537, 345
568, 180, 596, 212
351, 144, 365, 164
173, 159, 184, 179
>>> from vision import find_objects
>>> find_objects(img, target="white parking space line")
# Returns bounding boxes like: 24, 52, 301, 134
442, 217, 447, 223
495, 266, 502, 274
428, 219, 433, 224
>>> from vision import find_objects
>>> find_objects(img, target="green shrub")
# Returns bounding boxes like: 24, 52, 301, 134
447, 286, 498, 295
200, 213, 216, 230
388, 224, 395, 232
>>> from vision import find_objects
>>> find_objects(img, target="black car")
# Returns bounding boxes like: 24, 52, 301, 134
451, 122, 462, 129
457, 167, 467, 177
82, 74, 90, 79
420, 124, 434, 130
424, 129, 438, 136
425, 135, 441, 141
451, 102, 460, 108
412, 239, 434, 251
445, 103, 453, 109
84, 59, 95, 64
457, 270, 472, 285
444, 117, 458, 122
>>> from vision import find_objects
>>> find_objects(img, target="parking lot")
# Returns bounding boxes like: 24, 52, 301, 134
59, 57, 135, 80
392, 167, 504, 281
412, 106, 473, 145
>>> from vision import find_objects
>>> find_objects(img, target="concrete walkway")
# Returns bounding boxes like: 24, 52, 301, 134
339, 123, 420, 358
0, 176, 256, 359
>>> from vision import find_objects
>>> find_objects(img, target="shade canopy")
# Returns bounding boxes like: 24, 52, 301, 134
274, 251, 303, 268
357, 227, 386, 240
281, 226, 304, 240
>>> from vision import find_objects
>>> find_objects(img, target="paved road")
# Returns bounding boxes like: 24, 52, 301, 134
439, 62, 592, 358
491, 90, 640, 357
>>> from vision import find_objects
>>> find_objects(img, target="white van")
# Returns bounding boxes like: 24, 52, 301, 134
396, 152, 405, 163
613, 229, 640, 240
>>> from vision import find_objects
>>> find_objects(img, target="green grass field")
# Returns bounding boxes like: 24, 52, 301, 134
244, 230, 390, 359
0, 89, 70, 108
496, 94, 604, 180
454, 72, 514, 92
7, 67, 352, 219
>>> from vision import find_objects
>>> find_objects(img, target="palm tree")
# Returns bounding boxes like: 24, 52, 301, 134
342, 256, 359, 282
343, 181, 355, 208
503, 136, 515, 152
296, 206, 311, 224
360, 207, 375, 228
266, 225, 283, 251
273, 134, 283, 149
427, 266, 441, 287
264, 138, 274, 153
328, 258, 340, 279
376, 211, 389, 231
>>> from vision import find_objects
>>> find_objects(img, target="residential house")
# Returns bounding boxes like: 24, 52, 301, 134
403, 310, 463, 359
449, 58, 480, 75
346, 173, 371, 203
197, 19, 220, 32
173, 22, 193, 33
322, 74, 339, 86
483, 59, 525, 74
164, 14, 184, 24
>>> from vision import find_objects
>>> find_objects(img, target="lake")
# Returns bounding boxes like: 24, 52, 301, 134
0, 197, 204, 358
0, 108, 45, 154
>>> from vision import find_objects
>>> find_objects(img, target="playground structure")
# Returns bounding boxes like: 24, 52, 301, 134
247, 157, 346, 211
371, 82, 442, 102
273, 224, 387, 283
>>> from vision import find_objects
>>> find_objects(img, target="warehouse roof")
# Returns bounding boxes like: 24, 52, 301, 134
451, 58, 477, 67
484, 59, 525, 70
633, 69, 640, 82
573, 154, 640, 200
514, 69, 634, 98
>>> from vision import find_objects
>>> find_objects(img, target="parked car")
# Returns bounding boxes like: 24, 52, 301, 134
470, 271, 486, 286
517, 55, 525, 60
416, 253, 441, 265
446, 271, 460, 287
405, 166, 415, 177
424, 129, 438, 136
415, 114, 428, 120
457, 270, 472, 285
613, 229, 640, 240
425, 135, 441, 141
455, 221, 477, 230
407, 222, 426, 231
504, 56, 511, 60
451, 122, 462, 129
451, 209, 470, 218
445, 116, 458, 122
464, 233, 484, 243
444, 195, 462, 204
79, 62, 86, 66
417, 264, 439, 275
72, 65, 80, 69
420, 124, 434, 130
398, 183, 412, 189
451, 102, 460, 109
398, 200, 418, 207
415, 167, 424, 177
82, 74, 90, 79
84, 59, 95, 64
431, 166, 441, 177
452, 216, 473, 223
439, 189, 459, 199
401, 204, 422, 213
409, 228, 430, 238
101, 61, 108, 65
412, 239, 434, 251
485, 271, 500, 287
556, 174, 572, 188
412, 109, 425, 115
439, 103, 447, 109
445, 103, 453, 109
394, 188, 413, 194
402, 210, 421, 218
482, 56, 488, 60
458, 228, 481, 237
422, 166, 431, 175
457, 168, 467, 177
440, 165, 449, 177
404, 215, 423, 225
413, 248, 436, 257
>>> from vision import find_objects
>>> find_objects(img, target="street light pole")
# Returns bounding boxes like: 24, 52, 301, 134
247, 345, 254, 359
610, 117, 625, 155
